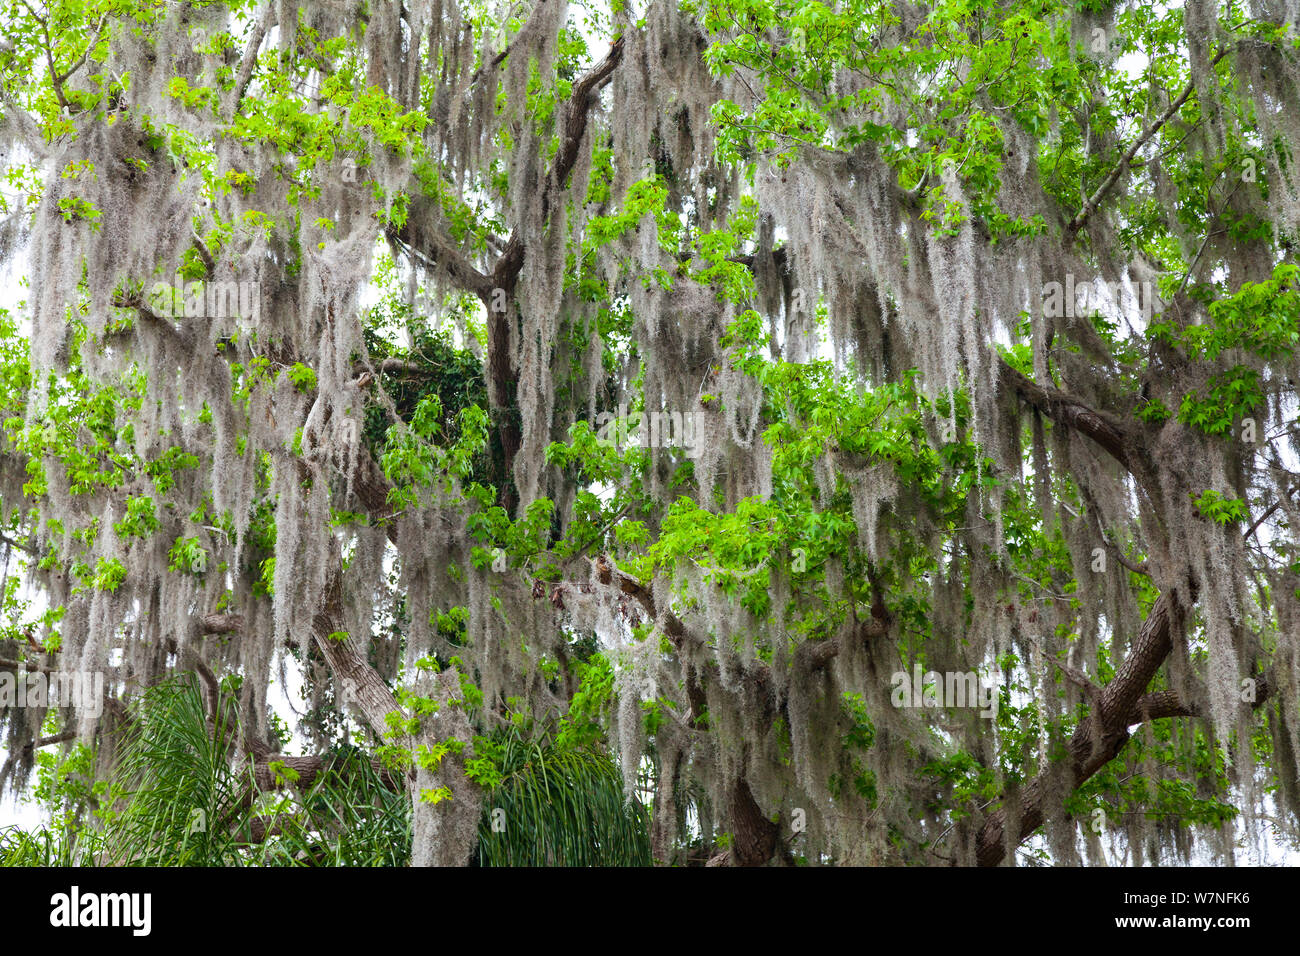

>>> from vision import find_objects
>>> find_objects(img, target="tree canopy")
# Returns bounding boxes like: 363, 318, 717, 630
0, 0, 1298, 867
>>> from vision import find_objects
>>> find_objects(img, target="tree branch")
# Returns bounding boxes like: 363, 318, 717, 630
248, 753, 403, 794
349, 357, 428, 378
21, 730, 76, 752
0, 657, 59, 673
0, 531, 36, 556
51, 11, 109, 87
309, 568, 407, 742
1245, 486, 1294, 541
975, 586, 1204, 865
1064, 47, 1229, 243
1130, 671, 1271, 724
201, 613, 244, 635
386, 226, 494, 297
998, 359, 1136, 475
225, 3, 275, 121
487, 36, 626, 293
19, 0, 69, 111
589, 552, 701, 650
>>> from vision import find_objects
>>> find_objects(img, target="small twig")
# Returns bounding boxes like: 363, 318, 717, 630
22, 730, 76, 751
1244, 486, 1294, 541
0, 531, 36, 556
1055, 658, 1103, 703
1065, 47, 1230, 242
18, 0, 69, 111
52, 11, 109, 87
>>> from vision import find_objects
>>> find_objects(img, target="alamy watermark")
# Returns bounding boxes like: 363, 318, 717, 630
50, 886, 151, 936
890, 664, 998, 718
1041, 274, 1163, 321
595, 404, 701, 452
147, 274, 262, 322
0, 669, 104, 718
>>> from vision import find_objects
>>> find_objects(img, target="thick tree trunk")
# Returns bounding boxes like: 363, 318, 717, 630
729, 777, 780, 866
311, 570, 481, 866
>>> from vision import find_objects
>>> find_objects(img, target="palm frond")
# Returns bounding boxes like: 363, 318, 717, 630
0, 823, 87, 865
475, 725, 652, 867
259, 747, 411, 866
6, 677, 651, 867
99, 674, 253, 866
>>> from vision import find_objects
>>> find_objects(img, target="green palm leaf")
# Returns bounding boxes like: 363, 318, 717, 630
474, 724, 651, 867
